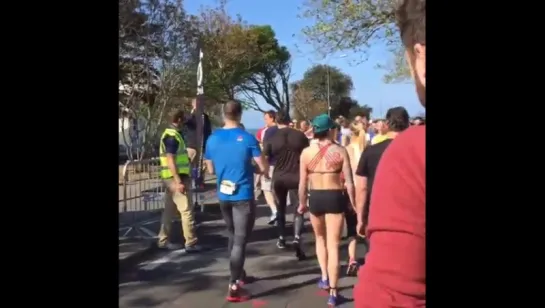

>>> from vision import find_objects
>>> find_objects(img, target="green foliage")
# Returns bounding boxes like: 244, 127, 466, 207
197, 2, 292, 113
119, 0, 199, 159
299, 0, 409, 83
291, 64, 372, 120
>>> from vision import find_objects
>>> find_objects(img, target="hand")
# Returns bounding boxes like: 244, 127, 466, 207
356, 220, 366, 238
297, 203, 308, 214
171, 181, 186, 194
263, 170, 271, 180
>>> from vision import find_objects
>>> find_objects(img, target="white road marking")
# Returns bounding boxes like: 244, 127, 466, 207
139, 249, 187, 271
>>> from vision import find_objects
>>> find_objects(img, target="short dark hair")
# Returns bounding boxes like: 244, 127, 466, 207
264, 110, 276, 121
395, 0, 426, 49
385, 106, 410, 132
223, 100, 242, 121
275, 110, 290, 125
172, 109, 185, 123
357, 113, 369, 121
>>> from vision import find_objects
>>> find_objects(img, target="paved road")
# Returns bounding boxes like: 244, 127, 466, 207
119, 204, 368, 308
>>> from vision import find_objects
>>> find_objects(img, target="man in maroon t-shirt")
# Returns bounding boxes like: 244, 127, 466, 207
353, 0, 426, 307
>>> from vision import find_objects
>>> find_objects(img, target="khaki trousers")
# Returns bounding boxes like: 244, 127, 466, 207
158, 176, 197, 247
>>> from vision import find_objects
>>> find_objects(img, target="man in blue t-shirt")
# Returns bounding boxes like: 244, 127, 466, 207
204, 101, 267, 302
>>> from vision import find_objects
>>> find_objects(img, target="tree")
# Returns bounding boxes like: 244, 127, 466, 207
197, 1, 292, 113
291, 82, 327, 120
290, 64, 372, 120
119, 0, 199, 160
299, 0, 409, 83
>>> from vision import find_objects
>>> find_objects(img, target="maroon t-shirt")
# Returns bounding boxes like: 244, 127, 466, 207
354, 126, 426, 308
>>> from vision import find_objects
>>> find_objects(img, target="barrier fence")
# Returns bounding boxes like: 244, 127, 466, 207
119, 158, 218, 239
119, 158, 165, 238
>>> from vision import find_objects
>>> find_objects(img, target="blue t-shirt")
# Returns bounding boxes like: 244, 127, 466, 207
204, 127, 261, 201
262, 125, 279, 165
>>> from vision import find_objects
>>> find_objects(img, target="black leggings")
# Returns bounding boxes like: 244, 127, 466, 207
219, 200, 256, 283
273, 176, 304, 239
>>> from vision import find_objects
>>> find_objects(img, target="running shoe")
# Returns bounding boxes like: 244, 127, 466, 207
236, 270, 255, 286
268, 212, 278, 225
276, 237, 286, 249
226, 283, 249, 302
327, 293, 338, 307
346, 260, 359, 276
184, 244, 203, 253
292, 237, 306, 260
157, 242, 183, 250
318, 278, 330, 290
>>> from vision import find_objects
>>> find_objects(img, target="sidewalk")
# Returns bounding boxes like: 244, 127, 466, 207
119, 203, 368, 308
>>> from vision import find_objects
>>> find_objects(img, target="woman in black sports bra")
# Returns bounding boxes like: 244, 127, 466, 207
297, 114, 356, 307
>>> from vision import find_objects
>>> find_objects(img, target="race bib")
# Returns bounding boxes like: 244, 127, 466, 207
220, 180, 236, 195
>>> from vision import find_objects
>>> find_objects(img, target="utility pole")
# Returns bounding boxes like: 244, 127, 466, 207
324, 54, 347, 117
327, 67, 331, 116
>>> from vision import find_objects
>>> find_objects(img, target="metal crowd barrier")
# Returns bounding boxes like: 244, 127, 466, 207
118, 158, 218, 239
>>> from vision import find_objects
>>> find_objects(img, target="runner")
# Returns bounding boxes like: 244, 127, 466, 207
355, 107, 410, 253
261, 110, 279, 225
343, 120, 368, 275
298, 114, 355, 306
263, 111, 309, 259
353, 0, 426, 305
370, 119, 389, 145
204, 101, 267, 302
300, 120, 313, 139
338, 117, 351, 146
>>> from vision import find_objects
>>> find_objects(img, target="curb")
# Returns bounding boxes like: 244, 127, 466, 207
119, 240, 158, 273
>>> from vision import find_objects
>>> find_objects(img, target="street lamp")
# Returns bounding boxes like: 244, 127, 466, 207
326, 54, 347, 116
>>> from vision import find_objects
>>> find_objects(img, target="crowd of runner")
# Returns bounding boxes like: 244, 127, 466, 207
158, 0, 425, 306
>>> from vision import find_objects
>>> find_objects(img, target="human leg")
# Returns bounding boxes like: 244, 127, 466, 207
289, 189, 304, 239
157, 181, 178, 248
174, 176, 199, 249
310, 213, 328, 287
325, 212, 344, 297
219, 201, 235, 256
229, 200, 257, 283
309, 191, 329, 287
261, 167, 277, 224
288, 189, 306, 260
345, 208, 359, 275
273, 180, 288, 248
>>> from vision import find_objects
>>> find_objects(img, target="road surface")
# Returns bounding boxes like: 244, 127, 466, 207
119, 204, 368, 308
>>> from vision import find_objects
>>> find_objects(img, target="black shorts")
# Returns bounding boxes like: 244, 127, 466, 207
308, 189, 347, 216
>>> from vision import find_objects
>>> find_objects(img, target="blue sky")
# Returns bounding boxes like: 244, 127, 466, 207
185, 0, 425, 129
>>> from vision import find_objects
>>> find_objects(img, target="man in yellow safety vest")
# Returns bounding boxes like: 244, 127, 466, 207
157, 109, 201, 252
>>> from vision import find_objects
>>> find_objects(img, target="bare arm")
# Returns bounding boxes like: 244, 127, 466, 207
341, 147, 356, 210
356, 176, 368, 222
204, 159, 214, 175
253, 156, 268, 175
341, 134, 350, 147
298, 151, 309, 206
166, 154, 181, 183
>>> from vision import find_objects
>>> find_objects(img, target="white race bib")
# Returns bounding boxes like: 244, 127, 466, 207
220, 180, 236, 195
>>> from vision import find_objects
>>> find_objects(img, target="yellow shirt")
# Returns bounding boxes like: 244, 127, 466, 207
371, 134, 389, 145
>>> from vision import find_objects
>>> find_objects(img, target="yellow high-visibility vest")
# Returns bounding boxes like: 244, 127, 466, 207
159, 128, 190, 179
